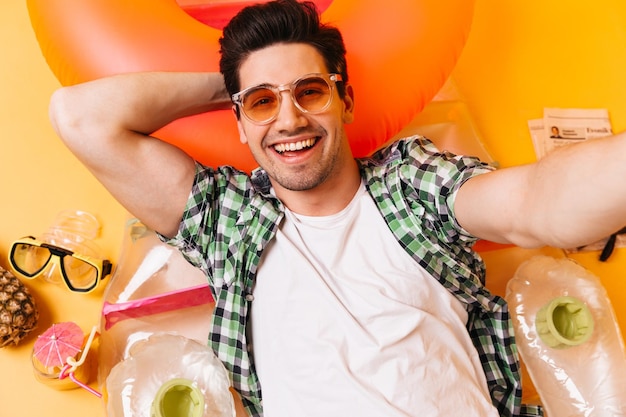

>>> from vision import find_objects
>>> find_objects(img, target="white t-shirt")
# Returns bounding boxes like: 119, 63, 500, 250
250, 183, 498, 416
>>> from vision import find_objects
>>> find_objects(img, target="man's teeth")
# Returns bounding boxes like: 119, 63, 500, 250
274, 138, 316, 153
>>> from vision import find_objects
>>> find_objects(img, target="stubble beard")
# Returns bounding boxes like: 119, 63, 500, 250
271, 158, 335, 191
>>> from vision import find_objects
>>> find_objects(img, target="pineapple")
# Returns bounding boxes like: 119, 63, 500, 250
0, 266, 39, 347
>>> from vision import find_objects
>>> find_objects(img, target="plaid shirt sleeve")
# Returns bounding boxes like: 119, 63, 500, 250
162, 163, 255, 288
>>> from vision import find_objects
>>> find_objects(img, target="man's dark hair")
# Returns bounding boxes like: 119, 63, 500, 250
219, 0, 348, 103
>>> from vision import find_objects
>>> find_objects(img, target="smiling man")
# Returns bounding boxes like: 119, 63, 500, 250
232, 43, 359, 215
48, 1, 626, 416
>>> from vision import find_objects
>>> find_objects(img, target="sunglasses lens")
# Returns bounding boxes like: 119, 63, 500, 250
62, 256, 98, 291
11, 243, 51, 277
293, 76, 332, 112
241, 87, 280, 124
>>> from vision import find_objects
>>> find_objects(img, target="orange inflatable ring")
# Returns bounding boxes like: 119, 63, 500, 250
27, 0, 475, 172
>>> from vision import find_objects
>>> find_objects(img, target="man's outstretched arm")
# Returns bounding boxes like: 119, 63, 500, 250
455, 131, 626, 249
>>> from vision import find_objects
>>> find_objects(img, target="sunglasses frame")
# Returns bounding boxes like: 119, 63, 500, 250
9, 236, 112, 293
231, 72, 343, 125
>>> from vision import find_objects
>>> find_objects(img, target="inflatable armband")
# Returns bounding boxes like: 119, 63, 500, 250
98, 220, 214, 398
506, 256, 626, 416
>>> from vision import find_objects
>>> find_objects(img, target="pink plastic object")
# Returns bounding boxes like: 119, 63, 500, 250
102, 284, 212, 331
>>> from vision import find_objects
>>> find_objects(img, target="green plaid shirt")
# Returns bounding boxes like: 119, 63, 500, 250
163, 136, 542, 417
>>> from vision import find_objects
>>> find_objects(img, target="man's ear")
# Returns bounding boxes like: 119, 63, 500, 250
233, 105, 248, 144
342, 84, 355, 124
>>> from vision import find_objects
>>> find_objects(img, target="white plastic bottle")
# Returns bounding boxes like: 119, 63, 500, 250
506, 255, 626, 417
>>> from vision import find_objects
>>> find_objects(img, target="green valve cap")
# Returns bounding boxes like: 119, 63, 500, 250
536, 296, 594, 348
151, 378, 205, 417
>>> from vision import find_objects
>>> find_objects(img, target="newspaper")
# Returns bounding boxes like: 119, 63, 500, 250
528, 108, 623, 258
529, 107, 612, 160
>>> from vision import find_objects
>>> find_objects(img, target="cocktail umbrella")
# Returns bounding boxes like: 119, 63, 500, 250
33, 322, 83, 371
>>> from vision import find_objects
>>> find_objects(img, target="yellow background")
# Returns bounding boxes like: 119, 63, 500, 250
1, 0, 625, 415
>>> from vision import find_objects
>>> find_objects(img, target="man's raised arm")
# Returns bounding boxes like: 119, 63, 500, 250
49, 72, 232, 237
